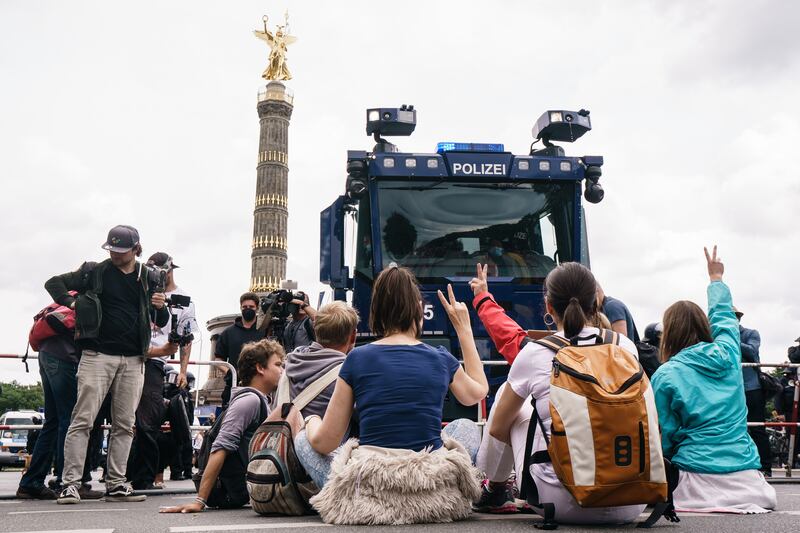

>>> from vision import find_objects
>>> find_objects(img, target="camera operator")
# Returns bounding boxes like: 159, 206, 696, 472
127, 252, 196, 490
45, 225, 169, 504
214, 292, 266, 408
282, 292, 317, 352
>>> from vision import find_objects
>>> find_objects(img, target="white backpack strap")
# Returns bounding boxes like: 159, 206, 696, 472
290, 363, 343, 412
275, 371, 291, 407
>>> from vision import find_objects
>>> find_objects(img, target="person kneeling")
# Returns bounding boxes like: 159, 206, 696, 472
160, 340, 283, 513
651, 247, 777, 514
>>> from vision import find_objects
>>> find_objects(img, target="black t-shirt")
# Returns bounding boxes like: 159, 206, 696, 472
214, 319, 264, 373
83, 266, 142, 356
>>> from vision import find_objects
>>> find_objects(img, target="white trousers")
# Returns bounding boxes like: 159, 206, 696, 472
476, 383, 644, 525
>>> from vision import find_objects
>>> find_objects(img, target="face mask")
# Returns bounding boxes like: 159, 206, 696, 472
489, 246, 503, 258
242, 308, 257, 322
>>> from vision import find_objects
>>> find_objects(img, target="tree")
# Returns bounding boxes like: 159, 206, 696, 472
0, 381, 44, 412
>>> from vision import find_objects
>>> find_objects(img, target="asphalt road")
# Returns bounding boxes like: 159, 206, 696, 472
2, 485, 800, 533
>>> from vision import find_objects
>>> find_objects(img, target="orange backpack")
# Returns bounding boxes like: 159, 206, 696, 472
520, 329, 676, 529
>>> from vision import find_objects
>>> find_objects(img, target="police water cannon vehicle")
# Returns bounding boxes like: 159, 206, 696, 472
320, 105, 605, 418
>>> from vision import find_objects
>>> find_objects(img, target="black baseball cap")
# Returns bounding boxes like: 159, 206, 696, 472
147, 252, 180, 269
101, 225, 140, 253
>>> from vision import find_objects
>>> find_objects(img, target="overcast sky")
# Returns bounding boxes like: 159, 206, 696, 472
1, 1, 799, 386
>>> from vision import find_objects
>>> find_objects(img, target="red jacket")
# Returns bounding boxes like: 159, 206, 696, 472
472, 291, 529, 364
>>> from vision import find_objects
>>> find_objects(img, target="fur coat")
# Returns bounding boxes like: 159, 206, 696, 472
309, 437, 482, 525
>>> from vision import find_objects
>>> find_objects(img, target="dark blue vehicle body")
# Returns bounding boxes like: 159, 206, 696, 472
320, 144, 601, 418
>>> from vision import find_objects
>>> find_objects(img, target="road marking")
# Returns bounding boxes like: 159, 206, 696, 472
170, 523, 331, 532
7, 530, 114, 533
8, 509, 127, 515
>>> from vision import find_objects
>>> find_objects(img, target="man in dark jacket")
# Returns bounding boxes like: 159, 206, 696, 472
214, 292, 266, 408
46, 225, 169, 504
736, 307, 771, 475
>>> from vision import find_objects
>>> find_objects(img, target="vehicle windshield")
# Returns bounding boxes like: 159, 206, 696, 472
375, 180, 575, 282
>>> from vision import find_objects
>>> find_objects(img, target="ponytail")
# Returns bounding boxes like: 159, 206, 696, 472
543, 263, 597, 338
562, 297, 587, 338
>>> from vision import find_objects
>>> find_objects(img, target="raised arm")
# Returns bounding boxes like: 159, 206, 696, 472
704, 246, 740, 359
438, 284, 488, 405
470, 263, 527, 363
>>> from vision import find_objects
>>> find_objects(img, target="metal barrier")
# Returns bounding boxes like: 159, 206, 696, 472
0, 353, 237, 392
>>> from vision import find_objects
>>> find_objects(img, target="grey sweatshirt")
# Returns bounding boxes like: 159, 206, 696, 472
285, 342, 347, 419
211, 386, 269, 455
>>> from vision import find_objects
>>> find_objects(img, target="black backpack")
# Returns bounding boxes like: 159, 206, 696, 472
193, 391, 268, 508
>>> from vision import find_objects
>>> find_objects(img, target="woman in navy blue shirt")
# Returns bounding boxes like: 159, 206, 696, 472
295, 265, 489, 487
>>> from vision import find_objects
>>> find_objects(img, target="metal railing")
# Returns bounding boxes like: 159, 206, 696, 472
0, 353, 236, 392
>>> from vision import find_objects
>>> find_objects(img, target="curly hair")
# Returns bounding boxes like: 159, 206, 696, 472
237, 339, 284, 386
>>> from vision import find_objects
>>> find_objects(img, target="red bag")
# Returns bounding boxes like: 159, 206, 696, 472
29, 293, 77, 351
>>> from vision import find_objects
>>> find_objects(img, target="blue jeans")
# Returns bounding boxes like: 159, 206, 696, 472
295, 418, 481, 489
19, 351, 79, 489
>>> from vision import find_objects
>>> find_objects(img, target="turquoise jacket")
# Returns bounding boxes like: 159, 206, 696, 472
651, 281, 761, 474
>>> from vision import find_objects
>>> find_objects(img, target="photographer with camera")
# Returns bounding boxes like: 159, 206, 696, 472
127, 252, 197, 490
282, 291, 317, 352
45, 225, 169, 504
215, 292, 267, 408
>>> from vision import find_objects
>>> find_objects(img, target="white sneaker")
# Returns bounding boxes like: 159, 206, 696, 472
57, 484, 81, 505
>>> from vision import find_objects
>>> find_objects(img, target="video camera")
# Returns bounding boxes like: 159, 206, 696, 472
145, 265, 194, 347
259, 289, 307, 343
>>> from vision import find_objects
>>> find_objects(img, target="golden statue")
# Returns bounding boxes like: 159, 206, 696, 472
254, 13, 297, 81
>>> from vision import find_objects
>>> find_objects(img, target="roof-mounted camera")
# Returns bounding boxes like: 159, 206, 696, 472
366, 104, 417, 153
531, 109, 591, 157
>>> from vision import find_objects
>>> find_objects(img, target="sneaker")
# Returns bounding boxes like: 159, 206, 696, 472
16, 485, 57, 500
57, 484, 81, 505
78, 484, 104, 500
105, 484, 146, 502
473, 479, 518, 514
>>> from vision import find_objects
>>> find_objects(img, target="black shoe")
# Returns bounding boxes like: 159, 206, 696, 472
105, 484, 146, 502
16, 485, 57, 500
132, 483, 163, 491
79, 483, 105, 500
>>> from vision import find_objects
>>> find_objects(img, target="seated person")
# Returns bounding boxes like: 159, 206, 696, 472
160, 339, 284, 513
469, 261, 644, 524
283, 302, 358, 426
651, 246, 777, 513
295, 266, 488, 488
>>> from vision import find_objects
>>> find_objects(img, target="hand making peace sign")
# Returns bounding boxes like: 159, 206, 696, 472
437, 284, 471, 333
469, 263, 489, 298
704, 245, 724, 282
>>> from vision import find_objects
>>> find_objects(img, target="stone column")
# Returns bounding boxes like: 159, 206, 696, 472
250, 81, 293, 294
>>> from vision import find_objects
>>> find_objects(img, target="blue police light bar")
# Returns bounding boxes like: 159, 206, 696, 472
436, 142, 505, 153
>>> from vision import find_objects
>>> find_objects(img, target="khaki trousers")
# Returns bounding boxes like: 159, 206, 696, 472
62, 351, 145, 488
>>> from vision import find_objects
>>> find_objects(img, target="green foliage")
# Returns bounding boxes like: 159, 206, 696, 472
0, 381, 44, 412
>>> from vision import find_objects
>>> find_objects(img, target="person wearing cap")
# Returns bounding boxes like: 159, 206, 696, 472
126, 252, 198, 489
44, 225, 169, 504
736, 306, 771, 475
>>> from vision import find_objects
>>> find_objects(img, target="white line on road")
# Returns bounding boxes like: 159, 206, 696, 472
7, 530, 114, 533
8, 509, 127, 515
170, 523, 331, 532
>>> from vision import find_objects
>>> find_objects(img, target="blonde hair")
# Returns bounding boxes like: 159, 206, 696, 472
314, 301, 359, 347
591, 311, 612, 329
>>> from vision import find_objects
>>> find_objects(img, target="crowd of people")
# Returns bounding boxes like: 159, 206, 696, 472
15, 223, 784, 527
